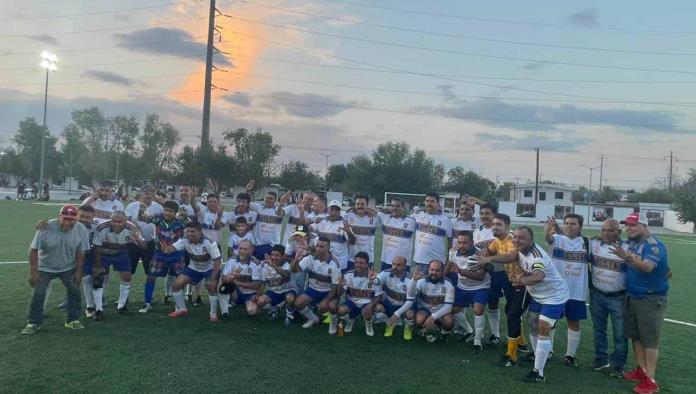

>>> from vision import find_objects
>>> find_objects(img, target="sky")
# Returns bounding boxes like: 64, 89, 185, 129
2, 0, 696, 191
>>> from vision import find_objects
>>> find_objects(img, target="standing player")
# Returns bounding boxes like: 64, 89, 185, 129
445, 231, 490, 353
125, 185, 163, 277
81, 180, 124, 223
281, 191, 315, 245
163, 185, 200, 302
220, 240, 261, 317
311, 200, 355, 273
163, 222, 223, 322
344, 195, 379, 268
411, 192, 453, 275
374, 255, 415, 340
285, 223, 316, 292
544, 213, 589, 367
451, 204, 480, 250
513, 226, 570, 384
312, 195, 329, 221
223, 192, 258, 244
256, 244, 297, 326
335, 252, 381, 336
377, 198, 416, 271
250, 191, 285, 260
291, 237, 341, 330
193, 193, 225, 305
409, 260, 456, 342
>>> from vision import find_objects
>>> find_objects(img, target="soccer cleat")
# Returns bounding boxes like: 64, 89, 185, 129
344, 318, 354, 333
474, 344, 483, 355
624, 367, 647, 381
517, 343, 530, 353
384, 325, 394, 337
548, 351, 553, 360
269, 311, 278, 321
302, 317, 319, 328
94, 310, 105, 321
365, 320, 374, 337
592, 359, 611, 371
138, 304, 152, 314
85, 307, 96, 318
193, 296, 203, 307
633, 377, 659, 394
403, 325, 413, 341
21, 324, 41, 335
209, 314, 220, 323
322, 312, 331, 324
609, 367, 625, 378
522, 369, 545, 384
458, 330, 475, 343
185, 294, 193, 302
284, 316, 293, 327
117, 306, 128, 315
64, 320, 85, 330
488, 335, 501, 345
221, 312, 230, 321
163, 295, 172, 305
522, 352, 536, 363
168, 309, 189, 318
57, 299, 68, 310
500, 355, 517, 368
564, 355, 578, 367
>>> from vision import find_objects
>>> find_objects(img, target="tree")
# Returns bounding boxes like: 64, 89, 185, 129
174, 144, 237, 194
12, 117, 59, 181
222, 128, 280, 186
443, 167, 496, 201
635, 187, 673, 204
0, 148, 23, 177
495, 181, 515, 202
326, 163, 348, 191
673, 168, 696, 230
594, 186, 619, 203
139, 114, 180, 183
278, 161, 322, 191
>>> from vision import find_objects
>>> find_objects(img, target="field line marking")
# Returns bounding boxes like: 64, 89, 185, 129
0, 261, 29, 264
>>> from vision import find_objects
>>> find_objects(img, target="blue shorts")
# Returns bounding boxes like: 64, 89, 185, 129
529, 300, 566, 321
381, 298, 412, 317
253, 244, 273, 261
487, 271, 512, 305
236, 290, 257, 304
150, 251, 184, 277
302, 287, 330, 305
416, 307, 432, 317
380, 261, 411, 273
564, 299, 588, 321
454, 288, 468, 307
82, 252, 94, 275
342, 299, 368, 319
102, 252, 131, 272
457, 288, 489, 307
181, 266, 216, 285
264, 290, 296, 306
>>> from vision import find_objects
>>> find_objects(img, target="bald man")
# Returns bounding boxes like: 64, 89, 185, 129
373, 255, 415, 340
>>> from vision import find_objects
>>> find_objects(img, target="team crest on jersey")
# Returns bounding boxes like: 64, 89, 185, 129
328, 268, 333, 275
402, 285, 407, 291
403, 223, 408, 228
441, 287, 446, 294
651, 246, 659, 254
437, 221, 441, 226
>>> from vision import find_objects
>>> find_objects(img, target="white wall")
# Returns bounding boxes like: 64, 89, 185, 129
574, 205, 635, 226
664, 210, 694, 233
499, 201, 554, 223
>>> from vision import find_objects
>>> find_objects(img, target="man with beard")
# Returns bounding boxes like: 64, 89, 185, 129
409, 260, 455, 342
374, 255, 415, 340
249, 191, 285, 261
412, 192, 452, 275
81, 180, 123, 224
451, 203, 480, 251
334, 252, 380, 336
125, 185, 163, 277
344, 195, 379, 269
256, 244, 296, 326
311, 200, 355, 273
377, 198, 416, 271
220, 240, 262, 317
281, 191, 315, 245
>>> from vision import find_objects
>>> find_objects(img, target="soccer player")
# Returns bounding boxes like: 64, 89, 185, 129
137, 200, 187, 314
291, 237, 341, 331
335, 252, 380, 336
513, 226, 570, 384
91, 211, 146, 316
373, 255, 415, 340
445, 231, 489, 353
81, 180, 124, 223
164, 185, 200, 302
227, 216, 257, 258
312, 194, 328, 221
411, 192, 453, 275
125, 185, 163, 276
256, 244, 297, 326
220, 240, 261, 317
285, 223, 316, 292
344, 195, 379, 268
281, 190, 315, 245
249, 191, 285, 260
377, 198, 415, 271
589, 219, 628, 377
310, 200, 355, 273
451, 204, 480, 250
223, 192, 258, 243
193, 192, 225, 305
164, 222, 223, 322
544, 213, 590, 367
409, 260, 455, 342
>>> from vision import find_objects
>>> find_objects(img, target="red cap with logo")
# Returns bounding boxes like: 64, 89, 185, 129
59, 204, 78, 219
620, 212, 646, 226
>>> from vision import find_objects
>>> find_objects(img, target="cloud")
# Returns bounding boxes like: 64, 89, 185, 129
567, 9, 599, 28
225, 92, 252, 107
82, 70, 134, 87
475, 132, 590, 152
259, 91, 362, 118
115, 27, 232, 67
26, 34, 60, 46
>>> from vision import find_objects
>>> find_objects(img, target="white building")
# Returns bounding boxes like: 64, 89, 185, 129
506, 183, 576, 220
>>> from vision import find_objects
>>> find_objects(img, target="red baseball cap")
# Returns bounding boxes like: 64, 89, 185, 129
59, 204, 78, 219
620, 212, 646, 226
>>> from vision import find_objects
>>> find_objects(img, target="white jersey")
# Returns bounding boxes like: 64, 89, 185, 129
173, 238, 221, 272
343, 271, 377, 307
473, 225, 503, 272
311, 218, 350, 270
589, 239, 628, 294
250, 202, 283, 246
124, 201, 164, 242
377, 213, 416, 266
375, 270, 411, 306
451, 218, 480, 249
411, 211, 452, 266
178, 202, 197, 222
409, 278, 455, 314
224, 209, 257, 232
197, 206, 224, 244
448, 249, 490, 290
297, 255, 340, 292
92, 220, 142, 254
519, 244, 570, 305
258, 261, 295, 293
82, 197, 124, 224
285, 235, 317, 258
283, 204, 309, 244
344, 212, 379, 262
227, 232, 256, 256
222, 258, 261, 294
549, 234, 589, 301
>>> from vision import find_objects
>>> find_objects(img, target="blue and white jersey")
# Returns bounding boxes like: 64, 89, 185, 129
124, 201, 163, 242
343, 271, 377, 307
250, 202, 284, 246
298, 255, 340, 292
375, 270, 411, 306
377, 213, 415, 265
223, 209, 258, 233
519, 244, 569, 305
197, 206, 224, 244
223, 258, 261, 294
448, 249, 490, 291
311, 218, 350, 270
472, 225, 495, 251
451, 218, 479, 249
174, 238, 221, 272
411, 211, 452, 266
626, 235, 669, 298
92, 220, 142, 255
590, 239, 628, 293
258, 261, 294, 293
409, 278, 455, 314
549, 234, 589, 301
227, 232, 257, 257
344, 212, 379, 262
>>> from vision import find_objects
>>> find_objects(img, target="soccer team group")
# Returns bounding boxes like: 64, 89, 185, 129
23, 181, 670, 391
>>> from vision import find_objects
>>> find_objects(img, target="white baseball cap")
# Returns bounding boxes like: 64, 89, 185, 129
328, 200, 341, 208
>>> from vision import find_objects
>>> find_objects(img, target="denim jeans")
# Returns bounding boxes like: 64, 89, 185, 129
590, 288, 628, 369
27, 269, 82, 324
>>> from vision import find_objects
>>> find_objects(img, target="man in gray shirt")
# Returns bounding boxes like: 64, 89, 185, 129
22, 205, 90, 335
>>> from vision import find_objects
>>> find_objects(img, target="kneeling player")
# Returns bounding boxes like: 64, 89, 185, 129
409, 260, 455, 342
291, 237, 340, 330
164, 222, 222, 322
373, 255, 415, 340
335, 252, 380, 336
256, 244, 296, 326
220, 240, 262, 316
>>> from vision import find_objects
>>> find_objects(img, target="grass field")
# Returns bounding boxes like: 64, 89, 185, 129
1, 200, 694, 393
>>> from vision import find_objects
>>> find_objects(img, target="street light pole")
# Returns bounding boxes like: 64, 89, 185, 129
580, 164, 600, 221
318, 152, 336, 193
38, 51, 57, 193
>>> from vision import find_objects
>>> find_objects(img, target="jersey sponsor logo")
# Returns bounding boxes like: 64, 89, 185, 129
382, 225, 414, 238
288, 216, 304, 225
418, 293, 445, 306
591, 255, 627, 272
267, 276, 289, 287
348, 287, 374, 299
415, 223, 447, 236
385, 286, 407, 302
190, 253, 211, 262
308, 270, 331, 283
474, 239, 494, 249
257, 213, 283, 224
552, 248, 588, 262
317, 231, 347, 243
350, 225, 376, 236
100, 242, 129, 253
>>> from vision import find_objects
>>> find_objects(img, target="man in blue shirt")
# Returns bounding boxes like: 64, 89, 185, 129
610, 213, 669, 394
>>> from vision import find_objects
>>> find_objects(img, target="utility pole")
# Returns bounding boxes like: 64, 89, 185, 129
318, 152, 335, 192
667, 151, 674, 190
201, 0, 217, 150
599, 154, 605, 190
534, 148, 540, 205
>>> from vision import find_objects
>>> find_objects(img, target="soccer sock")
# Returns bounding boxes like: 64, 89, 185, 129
299, 306, 317, 322
549, 328, 556, 353
373, 312, 387, 324
534, 338, 552, 377
286, 305, 295, 318
530, 334, 538, 353
144, 277, 156, 305
455, 310, 473, 333
518, 326, 527, 346
566, 328, 581, 357
329, 313, 338, 329
506, 337, 519, 361
117, 281, 131, 309
164, 275, 175, 296
219, 293, 230, 314
185, 284, 192, 296
474, 315, 485, 345
83, 275, 95, 308
404, 318, 415, 328
488, 309, 501, 338
209, 295, 219, 316
173, 290, 187, 311
94, 288, 104, 311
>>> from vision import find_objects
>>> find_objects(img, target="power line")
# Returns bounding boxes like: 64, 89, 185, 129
0, 2, 177, 22
2, 71, 205, 87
